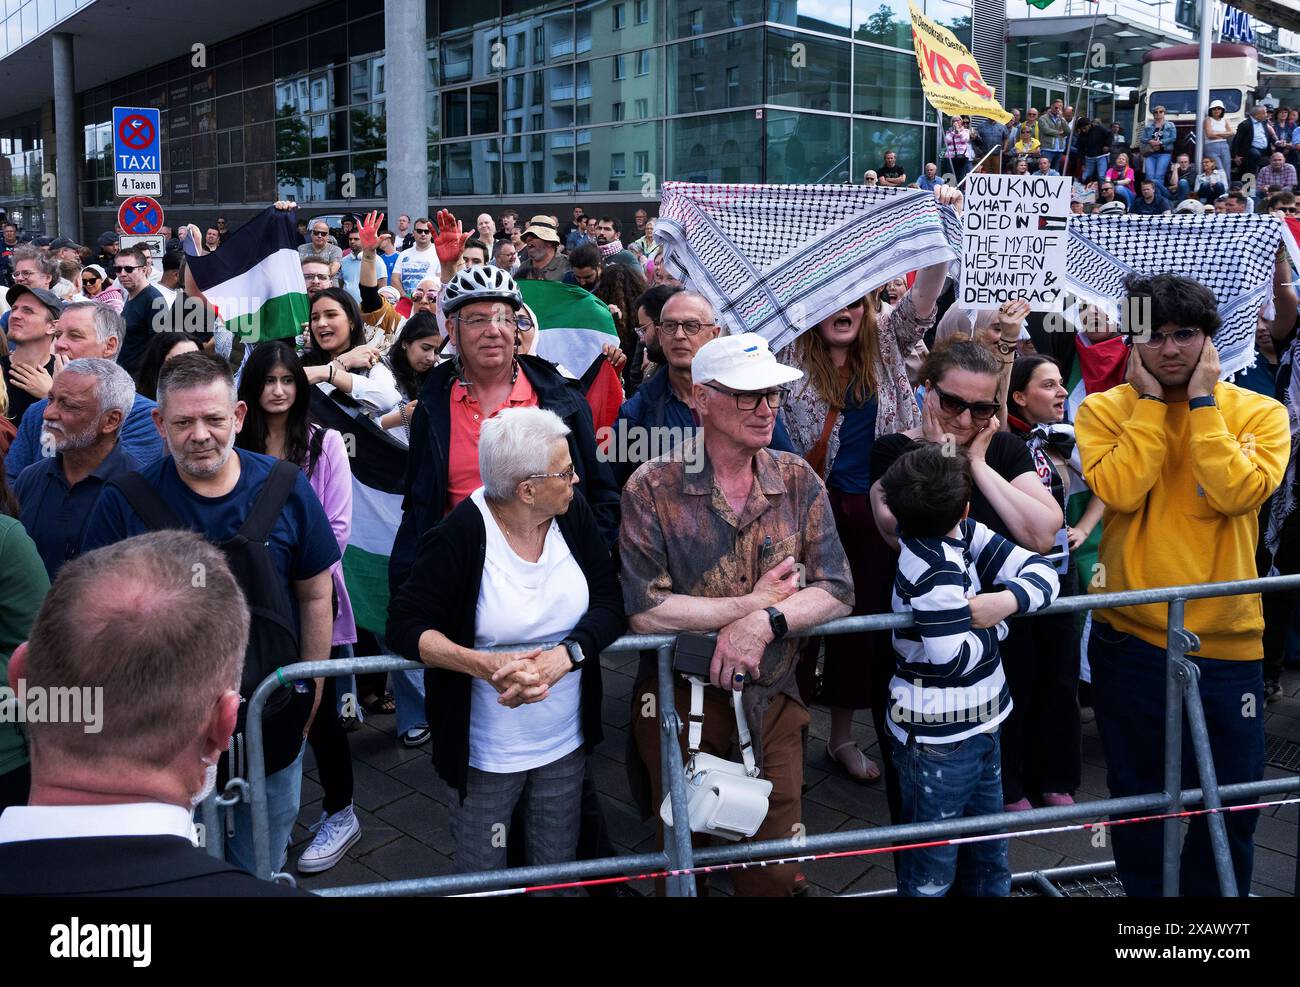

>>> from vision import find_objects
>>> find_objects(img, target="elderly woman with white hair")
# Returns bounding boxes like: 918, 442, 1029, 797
386, 405, 625, 879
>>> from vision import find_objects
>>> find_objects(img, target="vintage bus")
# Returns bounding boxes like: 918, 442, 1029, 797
1134, 42, 1257, 155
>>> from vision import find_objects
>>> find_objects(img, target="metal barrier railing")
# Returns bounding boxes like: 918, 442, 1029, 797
207, 573, 1300, 896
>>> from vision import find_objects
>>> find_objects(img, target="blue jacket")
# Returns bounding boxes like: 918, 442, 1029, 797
1139, 120, 1177, 153
611, 367, 796, 485
6, 392, 164, 477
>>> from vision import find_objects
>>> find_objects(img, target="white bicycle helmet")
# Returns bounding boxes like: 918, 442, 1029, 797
441, 264, 523, 315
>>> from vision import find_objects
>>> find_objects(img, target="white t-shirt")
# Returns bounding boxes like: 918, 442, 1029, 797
468, 487, 589, 774
392, 244, 437, 297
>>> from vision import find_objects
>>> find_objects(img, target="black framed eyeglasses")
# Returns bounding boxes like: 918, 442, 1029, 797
658, 318, 715, 336
932, 384, 999, 421
704, 383, 787, 411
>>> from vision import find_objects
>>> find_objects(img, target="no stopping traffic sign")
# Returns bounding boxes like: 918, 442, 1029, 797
118, 195, 164, 235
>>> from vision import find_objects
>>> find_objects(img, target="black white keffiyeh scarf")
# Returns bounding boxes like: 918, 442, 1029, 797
655, 182, 963, 351
1065, 213, 1300, 379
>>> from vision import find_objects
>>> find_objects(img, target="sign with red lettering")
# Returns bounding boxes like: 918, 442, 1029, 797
908, 2, 1011, 124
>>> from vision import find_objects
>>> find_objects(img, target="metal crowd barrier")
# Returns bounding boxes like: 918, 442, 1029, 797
204, 573, 1300, 897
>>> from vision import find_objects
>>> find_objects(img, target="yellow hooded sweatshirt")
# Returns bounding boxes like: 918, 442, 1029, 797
1075, 380, 1289, 660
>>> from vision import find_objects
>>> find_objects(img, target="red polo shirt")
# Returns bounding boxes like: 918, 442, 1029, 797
446, 371, 539, 510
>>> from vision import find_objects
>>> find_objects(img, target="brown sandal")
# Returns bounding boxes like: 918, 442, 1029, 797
827, 741, 881, 785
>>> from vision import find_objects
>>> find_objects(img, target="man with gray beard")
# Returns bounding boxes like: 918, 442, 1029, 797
0, 531, 307, 895
80, 351, 339, 877
13, 358, 138, 581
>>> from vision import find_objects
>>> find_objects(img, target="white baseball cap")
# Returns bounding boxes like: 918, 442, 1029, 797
692, 333, 803, 392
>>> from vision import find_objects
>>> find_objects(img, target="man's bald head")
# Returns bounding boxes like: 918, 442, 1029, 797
18, 531, 248, 769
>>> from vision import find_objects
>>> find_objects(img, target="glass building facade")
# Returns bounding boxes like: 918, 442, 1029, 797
75, 0, 974, 221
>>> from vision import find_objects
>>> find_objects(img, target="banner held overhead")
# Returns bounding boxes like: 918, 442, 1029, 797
908, 1, 1012, 124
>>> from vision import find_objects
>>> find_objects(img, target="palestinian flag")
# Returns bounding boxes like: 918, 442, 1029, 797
310, 390, 407, 635
519, 279, 625, 433
182, 206, 308, 340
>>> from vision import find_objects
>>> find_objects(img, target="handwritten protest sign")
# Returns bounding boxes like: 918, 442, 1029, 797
959, 173, 1070, 311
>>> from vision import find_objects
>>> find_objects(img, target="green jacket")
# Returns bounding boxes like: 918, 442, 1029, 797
0, 516, 50, 777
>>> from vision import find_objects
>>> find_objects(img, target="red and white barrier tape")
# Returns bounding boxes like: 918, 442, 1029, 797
453, 796, 1300, 897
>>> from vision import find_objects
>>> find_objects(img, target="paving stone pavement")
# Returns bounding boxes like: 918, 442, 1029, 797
292, 660, 1299, 897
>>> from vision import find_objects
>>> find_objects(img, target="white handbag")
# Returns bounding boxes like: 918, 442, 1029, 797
660, 677, 772, 842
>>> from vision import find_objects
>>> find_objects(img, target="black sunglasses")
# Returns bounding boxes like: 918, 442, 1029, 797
113, 265, 141, 274
933, 383, 999, 422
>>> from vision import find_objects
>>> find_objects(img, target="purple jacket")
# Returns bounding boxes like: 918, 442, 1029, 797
308, 426, 357, 646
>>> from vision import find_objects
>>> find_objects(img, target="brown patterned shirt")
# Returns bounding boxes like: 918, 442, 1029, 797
620, 436, 854, 746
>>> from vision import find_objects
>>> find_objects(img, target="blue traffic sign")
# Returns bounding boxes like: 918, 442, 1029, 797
113, 106, 161, 174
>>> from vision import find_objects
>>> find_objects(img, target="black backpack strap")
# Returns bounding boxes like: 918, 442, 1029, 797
108, 472, 184, 531
237, 459, 300, 543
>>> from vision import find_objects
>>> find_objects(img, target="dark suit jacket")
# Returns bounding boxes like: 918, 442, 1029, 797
1233, 117, 1278, 159
0, 836, 311, 896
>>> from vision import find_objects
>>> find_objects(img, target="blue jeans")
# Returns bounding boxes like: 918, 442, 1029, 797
1083, 154, 1109, 182
889, 730, 1010, 897
371, 632, 427, 735
224, 739, 307, 875
1144, 152, 1171, 187
1115, 185, 1135, 208
1088, 622, 1264, 897
1205, 140, 1231, 182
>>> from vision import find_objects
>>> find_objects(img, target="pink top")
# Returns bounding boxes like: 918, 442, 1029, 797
307, 425, 357, 646
1105, 166, 1134, 184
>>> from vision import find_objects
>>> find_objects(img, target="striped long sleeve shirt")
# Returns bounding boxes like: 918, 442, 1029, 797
888, 518, 1060, 745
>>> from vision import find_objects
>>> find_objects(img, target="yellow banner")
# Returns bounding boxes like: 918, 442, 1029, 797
908, 1, 1011, 124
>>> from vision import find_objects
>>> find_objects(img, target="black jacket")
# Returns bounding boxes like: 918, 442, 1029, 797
1075, 125, 1111, 159
1233, 117, 1277, 159
0, 836, 310, 896
388, 353, 620, 594
386, 490, 626, 799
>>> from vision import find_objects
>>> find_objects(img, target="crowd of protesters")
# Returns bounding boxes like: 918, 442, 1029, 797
887, 98, 1300, 220
0, 171, 1296, 901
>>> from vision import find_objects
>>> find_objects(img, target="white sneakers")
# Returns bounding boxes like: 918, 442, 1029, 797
297, 804, 362, 874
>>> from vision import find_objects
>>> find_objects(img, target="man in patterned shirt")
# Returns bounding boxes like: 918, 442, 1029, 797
620, 332, 854, 896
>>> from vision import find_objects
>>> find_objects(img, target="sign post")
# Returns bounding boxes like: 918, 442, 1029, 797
112, 107, 162, 197
118, 195, 165, 237
958, 173, 1070, 311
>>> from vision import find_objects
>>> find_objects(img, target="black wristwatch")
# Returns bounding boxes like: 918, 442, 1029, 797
765, 607, 788, 641
562, 639, 587, 670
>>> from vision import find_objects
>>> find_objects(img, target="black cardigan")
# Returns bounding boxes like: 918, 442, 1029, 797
386, 488, 626, 799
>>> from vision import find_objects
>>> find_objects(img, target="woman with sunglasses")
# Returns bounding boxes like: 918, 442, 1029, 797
868, 341, 1063, 820
80, 264, 126, 314
778, 186, 969, 784
1003, 355, 1085, 810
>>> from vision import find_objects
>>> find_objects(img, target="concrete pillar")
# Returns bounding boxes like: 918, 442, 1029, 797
51, 32, 80, 243
385, 4, 429, 227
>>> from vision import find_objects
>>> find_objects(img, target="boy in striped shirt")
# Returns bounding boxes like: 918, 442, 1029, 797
879, 445, 1060, 896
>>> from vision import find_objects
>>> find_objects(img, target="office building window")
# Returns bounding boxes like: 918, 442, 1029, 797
634, 149, 649, 174
727, 67, 740, 107
636, 50, 650, 75
613, 54, 626, 80
613, 3, 625, 30
636, 0, 650, 24
611, 152, 626, 177
613, 102, 626, 121
635, 97, 649, 119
